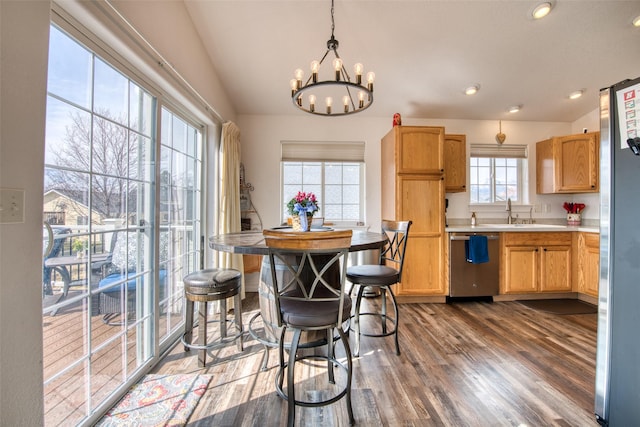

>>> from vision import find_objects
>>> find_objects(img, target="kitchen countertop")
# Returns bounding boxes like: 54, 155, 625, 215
446, 223, 599, 233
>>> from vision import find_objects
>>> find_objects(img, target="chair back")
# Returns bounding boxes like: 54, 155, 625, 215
379, 220, 412, 282
263, 229, 352, 329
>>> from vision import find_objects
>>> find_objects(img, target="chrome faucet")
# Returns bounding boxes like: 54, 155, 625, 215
506, 198, 514, 224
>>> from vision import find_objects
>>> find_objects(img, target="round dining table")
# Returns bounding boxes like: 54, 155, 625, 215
208, 228, 388, 370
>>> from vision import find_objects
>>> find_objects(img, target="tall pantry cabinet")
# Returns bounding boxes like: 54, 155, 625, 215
381, 126, 447, 298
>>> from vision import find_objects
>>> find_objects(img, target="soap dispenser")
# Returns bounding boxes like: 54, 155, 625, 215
471, 212, 477, 227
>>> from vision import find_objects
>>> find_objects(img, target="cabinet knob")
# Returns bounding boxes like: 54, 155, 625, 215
440, 169, 444, 173
591, 185, 595, 188
535, 248, 539, 252
543, 248, 547, 251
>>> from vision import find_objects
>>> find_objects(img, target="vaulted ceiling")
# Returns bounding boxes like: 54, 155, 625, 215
183, 0, 640, 122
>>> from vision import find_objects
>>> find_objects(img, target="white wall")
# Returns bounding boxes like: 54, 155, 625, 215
237, 113, 602, 227
0, 1, 50, 425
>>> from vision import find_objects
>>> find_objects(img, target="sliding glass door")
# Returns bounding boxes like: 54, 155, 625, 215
42, 24, 203, 425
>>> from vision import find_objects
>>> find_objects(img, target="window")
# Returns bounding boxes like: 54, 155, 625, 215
469, 144, 528, 204
42, 23, 204, 426
281, 142, 365, 224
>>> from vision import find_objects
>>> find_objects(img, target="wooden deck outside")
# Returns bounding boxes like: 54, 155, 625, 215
42, 291, 181, 426
148, 293, 600, 427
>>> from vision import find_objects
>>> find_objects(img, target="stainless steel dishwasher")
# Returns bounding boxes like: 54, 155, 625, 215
449, 233, 499, 297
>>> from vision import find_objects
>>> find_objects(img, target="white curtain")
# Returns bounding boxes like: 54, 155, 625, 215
215, 121, 245, 298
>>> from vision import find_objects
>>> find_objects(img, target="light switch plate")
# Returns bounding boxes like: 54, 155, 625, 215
0, 188, 25, 224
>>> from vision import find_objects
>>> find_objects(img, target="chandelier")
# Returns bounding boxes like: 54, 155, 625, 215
290, 0, 374, 116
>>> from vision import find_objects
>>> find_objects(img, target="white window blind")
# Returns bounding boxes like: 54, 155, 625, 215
470, 144, 528, 159
281, 141, 365, 162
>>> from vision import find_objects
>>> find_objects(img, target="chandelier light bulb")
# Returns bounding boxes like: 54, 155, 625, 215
633, 15, 640, 27
333, 58, 343, 81
358, 91, 366, 109
290, 79, 298, 96
366, 71, 375, 92
354, 63, 363, 84
343, 95, 350, 113
294, 68, 304, 88
310, 60, 320, 83
309, 94, 316, 112
326, 96, 333, 114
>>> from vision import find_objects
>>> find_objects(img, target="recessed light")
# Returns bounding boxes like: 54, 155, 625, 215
465, 85, 480, 96
532, 2, 552, 19
632, 15, 640, 27
569, 90, 584, 100
508, 105, 521, 113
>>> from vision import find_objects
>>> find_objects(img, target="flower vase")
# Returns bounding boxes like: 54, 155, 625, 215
567, 213, 581, 226
291, 214, 314, 231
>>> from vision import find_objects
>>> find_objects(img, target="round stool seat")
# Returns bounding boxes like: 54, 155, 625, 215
182, 268, 244, 367
184, 268, 241, 299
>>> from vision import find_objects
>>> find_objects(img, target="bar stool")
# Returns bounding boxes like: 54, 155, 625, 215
181, 268, 244, 367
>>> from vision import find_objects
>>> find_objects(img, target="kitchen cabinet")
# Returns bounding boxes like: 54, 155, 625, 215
536, 131, 600, 194
381, 126, 446, 297
444, 134, 466, 193
501, 232, 572, 294
577, 232, 600, 297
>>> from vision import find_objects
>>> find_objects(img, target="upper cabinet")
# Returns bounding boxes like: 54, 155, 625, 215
536, 131, 600, 194
391, 126, 444, 174
444, 134, 466, 193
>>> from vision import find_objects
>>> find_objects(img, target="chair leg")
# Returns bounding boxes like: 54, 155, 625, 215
277, 326, 287, 393
234, 292, 244, 352
198, 301, 208, 367
184, 299, 194, 352
327, 328, 335, 384
387, 285, 401, 356
336, 325, 355, 425
353, 285, 366, 357
287, 328, 302, 427
220, 298, 228, 339
381, 287, 388, 334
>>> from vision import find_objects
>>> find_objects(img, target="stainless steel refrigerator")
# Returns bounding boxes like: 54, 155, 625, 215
596, 76, 640, 426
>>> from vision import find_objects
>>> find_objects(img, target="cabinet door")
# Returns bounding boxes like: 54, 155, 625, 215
581, 233, 600, 297
504, 246, 538, 293
554, 132, 599, 193
444, 134, 466, 192
536, 138, 554, 194
396, 126, 444, 174
399, 236, 445, 295
539, 245, 572, 292
396, 175, 445, 295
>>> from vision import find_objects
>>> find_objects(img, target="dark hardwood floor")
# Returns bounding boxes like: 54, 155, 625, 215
152, 293, 599, 426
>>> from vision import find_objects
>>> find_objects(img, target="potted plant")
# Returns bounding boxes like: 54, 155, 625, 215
287, 191, 319, 231
72, 238, 87, 259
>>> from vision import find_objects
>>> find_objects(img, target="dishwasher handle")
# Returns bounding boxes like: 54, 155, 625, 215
450, 235, 500, 241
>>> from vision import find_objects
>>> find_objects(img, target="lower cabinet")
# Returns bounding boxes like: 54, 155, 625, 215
577, 232, 600, 297
501, 232, 572, 294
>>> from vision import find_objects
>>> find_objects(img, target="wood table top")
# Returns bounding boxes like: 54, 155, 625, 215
209, 229, 387, 255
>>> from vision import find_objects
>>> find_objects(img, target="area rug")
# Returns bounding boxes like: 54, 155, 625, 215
97, 373, 212, 426
518, 299, 597, 315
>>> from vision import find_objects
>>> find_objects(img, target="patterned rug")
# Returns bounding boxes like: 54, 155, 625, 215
97, 374, 212, 426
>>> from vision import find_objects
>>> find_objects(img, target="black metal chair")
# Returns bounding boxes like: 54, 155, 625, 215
263, 229, 354, 427
347, 219, 412, 357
